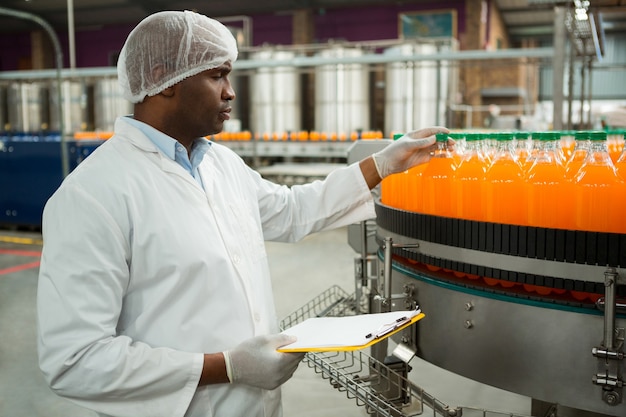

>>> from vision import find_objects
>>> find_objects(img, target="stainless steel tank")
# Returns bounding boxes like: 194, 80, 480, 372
384, 42, 450, 134
0, 83, 7, 131
48, 80, 88, 134
7, 81, 46, 133
249, 49, 301, 135
93, 78, 133, 132
314, 45, 370, 135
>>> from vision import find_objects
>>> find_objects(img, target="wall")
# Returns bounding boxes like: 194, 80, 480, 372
0, 1, 466, 71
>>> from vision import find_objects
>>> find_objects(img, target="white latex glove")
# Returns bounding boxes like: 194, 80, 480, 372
372, 126, 450, 178
223, 334, 305, 390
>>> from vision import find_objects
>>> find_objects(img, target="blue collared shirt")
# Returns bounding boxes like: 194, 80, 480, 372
124, 116, 211, 188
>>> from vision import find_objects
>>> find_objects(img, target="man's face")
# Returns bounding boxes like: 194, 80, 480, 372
173, 61, 235, 137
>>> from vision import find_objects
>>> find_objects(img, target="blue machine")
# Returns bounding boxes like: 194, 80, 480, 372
0, 134, 103, 228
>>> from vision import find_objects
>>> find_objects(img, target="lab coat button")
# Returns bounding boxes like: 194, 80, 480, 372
253, 313, 261, 322
233, 254, 240, 264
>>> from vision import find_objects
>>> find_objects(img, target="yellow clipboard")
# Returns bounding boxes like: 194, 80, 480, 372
277, 309, 425, 353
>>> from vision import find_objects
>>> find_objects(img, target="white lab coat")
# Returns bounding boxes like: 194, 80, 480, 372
37, 116, 376, 417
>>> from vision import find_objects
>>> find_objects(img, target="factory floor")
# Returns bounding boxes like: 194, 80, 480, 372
0, 226, 532, 417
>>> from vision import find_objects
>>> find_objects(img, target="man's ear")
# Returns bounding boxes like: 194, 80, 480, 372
150, 63, 175, 97
160, 85, 175, 97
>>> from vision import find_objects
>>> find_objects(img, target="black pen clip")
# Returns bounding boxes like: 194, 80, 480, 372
365, 315, 410, 339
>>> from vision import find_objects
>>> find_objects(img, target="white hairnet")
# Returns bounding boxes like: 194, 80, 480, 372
117, 10, 238, 103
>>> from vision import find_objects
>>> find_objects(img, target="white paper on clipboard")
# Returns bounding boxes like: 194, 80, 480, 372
278, 308, 423, 352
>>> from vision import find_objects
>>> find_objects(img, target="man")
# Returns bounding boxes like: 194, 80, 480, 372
36, 10, 448, 417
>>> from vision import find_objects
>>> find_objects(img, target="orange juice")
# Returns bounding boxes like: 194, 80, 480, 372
526, 132, 572, 229
454, 133, 488, 221
422, 133, 456, 217
574, 132, 626, 233
380, 175, 396, 207
405, 164, 428, 213
381, 134, 404, 208
483, 133, 527, 225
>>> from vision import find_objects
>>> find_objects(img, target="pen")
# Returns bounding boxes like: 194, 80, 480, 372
365, 316, 409, 339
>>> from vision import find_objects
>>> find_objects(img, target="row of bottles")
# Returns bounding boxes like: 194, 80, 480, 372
209, 130, 385, 141
381, 130, 626, 234
69, 130, 387, 142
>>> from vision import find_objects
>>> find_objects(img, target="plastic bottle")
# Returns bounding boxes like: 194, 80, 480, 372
421, 133, 456, 217
480, 132, 496, 166
514, 131, 532, 173
615, 133, 626, 182
526, 132, 572, 229
615, 130, 626, 177
449, 132, 466, 167
380, 133, 404, 208
607, 129, 625, 165
454, 133, 488, 221
564, 131, 591, 181
574, 131, 626, 233
559, 130, 576, 162
483, 133, 527, 226
405, 162, 428, 213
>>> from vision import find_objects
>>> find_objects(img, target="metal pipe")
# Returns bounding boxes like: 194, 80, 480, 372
587, 58, 593, 129
67, 0, 76, 69
0, 48, 555, 80
383, 237, 393, 311
233, 47, 555, 70
579, 58, 586, 129
435, 44, 442, 126
552, 6, 566, 130
603, 268, 618, 349
567, 43, 575, 130
0, 6, 69, 178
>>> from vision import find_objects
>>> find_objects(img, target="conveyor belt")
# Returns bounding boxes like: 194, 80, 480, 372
375, 202, 626, 298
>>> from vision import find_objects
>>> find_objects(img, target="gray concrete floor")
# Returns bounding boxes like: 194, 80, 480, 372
0, 226, 531, 417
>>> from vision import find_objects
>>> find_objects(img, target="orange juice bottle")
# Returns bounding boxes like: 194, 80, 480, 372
616, 136, 626, 181
449, 132, 466, 166
607, 129, 625, 164
559, 130, 576, 162
454, 133, 488, 221
405, 163, 428, 213
483, 133, 527, 225
565, 131, 591, 181
526, 132, 572, 229
480, 132, 496, 165
524, 132, 542, 169
380, 133, 404, 208
422, 133, 456, 217
380, 174, 396, 207
574, 131, 626, 233
514, 131, 532, 172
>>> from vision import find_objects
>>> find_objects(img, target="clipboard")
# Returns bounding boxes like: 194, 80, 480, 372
277, 308, 425, 352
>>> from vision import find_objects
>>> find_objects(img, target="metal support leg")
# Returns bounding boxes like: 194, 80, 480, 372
592, 268, 624, 406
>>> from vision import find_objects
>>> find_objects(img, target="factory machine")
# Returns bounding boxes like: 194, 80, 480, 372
280, 140, 625, 417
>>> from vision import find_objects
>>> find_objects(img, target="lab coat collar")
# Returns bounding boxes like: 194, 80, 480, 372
113, 116, 208, 192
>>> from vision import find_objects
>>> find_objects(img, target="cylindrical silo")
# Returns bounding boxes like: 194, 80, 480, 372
48, 80, 88, 134
314, 46, 369, 135
0, 84, 7, 131
7, 81, 47, 133
94, 78, 133, 132
249, 49, 301, 136
384, 42, 447, 134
